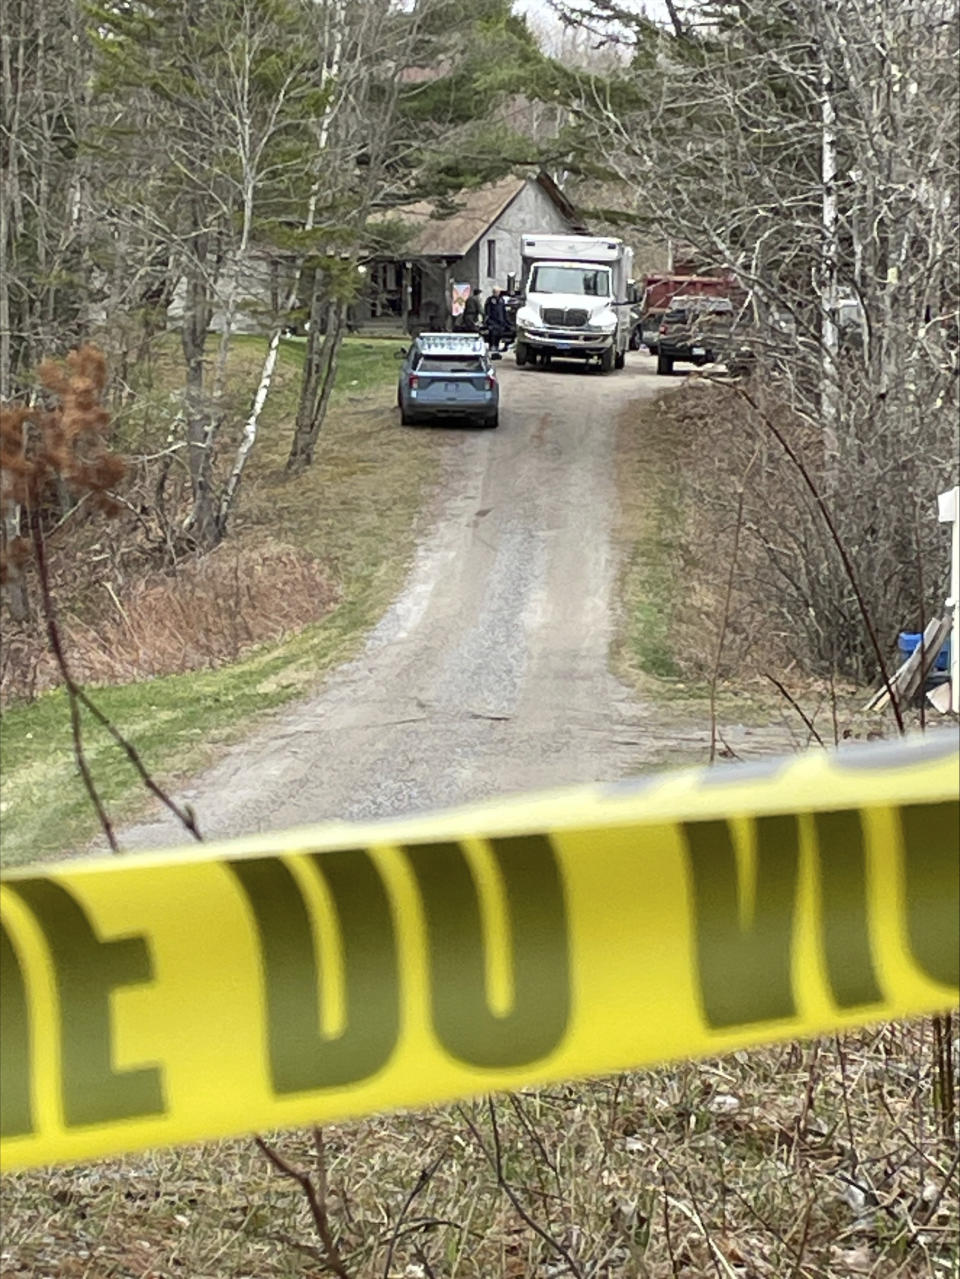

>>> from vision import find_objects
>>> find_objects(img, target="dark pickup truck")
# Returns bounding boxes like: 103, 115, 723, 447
656, 296, 735, 375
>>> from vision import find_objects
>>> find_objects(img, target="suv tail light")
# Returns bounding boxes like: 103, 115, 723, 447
486, 374, 496, 390
408, 373, 419, 389
659, 324, 667, 334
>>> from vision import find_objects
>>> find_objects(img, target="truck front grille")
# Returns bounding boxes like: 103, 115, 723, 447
541, 307, 589, 327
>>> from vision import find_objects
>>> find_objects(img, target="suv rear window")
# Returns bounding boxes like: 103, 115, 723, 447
664, 309, 687, 323
416, 355, 485, 373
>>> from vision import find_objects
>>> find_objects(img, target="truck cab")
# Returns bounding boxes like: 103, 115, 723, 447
514, 235, 633, 373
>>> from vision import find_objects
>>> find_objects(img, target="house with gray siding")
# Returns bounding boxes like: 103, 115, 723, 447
164, 172, 585, 337
358, 172, 586, 334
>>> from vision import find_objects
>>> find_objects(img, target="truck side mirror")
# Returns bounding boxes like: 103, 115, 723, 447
506, 273, 517, 295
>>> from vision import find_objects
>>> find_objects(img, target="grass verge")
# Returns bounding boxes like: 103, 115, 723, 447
0, 336, 452, 868
610, 388, 783, 748
2, 1024, 955, 1277
611, 400, 686, 685
610, 383, 880, 744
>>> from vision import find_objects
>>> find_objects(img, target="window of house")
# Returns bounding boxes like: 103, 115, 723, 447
486, 238, 497, 279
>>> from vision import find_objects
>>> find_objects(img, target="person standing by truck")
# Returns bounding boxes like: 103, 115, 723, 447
483, 288, 509, 350
457, 288, 482, 333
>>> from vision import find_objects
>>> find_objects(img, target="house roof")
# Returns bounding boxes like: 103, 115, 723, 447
387, 173, 584, 259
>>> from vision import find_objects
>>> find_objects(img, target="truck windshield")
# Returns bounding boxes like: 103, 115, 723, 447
529, 265, 611, 297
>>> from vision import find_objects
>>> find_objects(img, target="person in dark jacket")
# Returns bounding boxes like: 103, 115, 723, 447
483, 288, 509, 350
459, 288, 482, 332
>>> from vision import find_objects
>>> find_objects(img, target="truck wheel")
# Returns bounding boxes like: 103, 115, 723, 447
656, 353, 674, 376
400, 406, 415, 425
515, 342, 528, 367
614, 348, 626, 370
600, 346, 615, 373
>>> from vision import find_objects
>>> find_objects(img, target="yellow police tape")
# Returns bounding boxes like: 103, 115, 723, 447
1, 734, 957, 1172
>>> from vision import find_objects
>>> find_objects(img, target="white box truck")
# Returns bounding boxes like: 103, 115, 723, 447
513, 234, 634, 373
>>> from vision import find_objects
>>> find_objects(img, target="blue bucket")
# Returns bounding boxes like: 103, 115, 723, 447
898, 631, 950, 672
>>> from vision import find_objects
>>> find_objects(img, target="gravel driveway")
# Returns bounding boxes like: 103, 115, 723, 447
118, 354, 695, 849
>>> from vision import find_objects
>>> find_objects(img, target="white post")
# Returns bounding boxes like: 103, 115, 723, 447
938, 485, 960, 713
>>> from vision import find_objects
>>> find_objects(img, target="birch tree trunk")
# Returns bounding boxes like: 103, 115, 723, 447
217, 327, 284, 531
218, 0, 346, 514
189, 0, 358, 545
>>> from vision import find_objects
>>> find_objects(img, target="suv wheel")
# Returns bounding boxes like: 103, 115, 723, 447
515, 342, 528, 367
656, 352, 674, 375
600, 346, 615, 373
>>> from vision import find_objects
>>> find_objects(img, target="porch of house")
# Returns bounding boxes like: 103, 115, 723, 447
353, 257, 459, 337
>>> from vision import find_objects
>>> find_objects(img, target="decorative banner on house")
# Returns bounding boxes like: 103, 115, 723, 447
451, 282, 471, 319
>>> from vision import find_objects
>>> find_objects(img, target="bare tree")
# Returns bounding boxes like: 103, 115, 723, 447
556, 0, 959, 677
0, 0, 104, 619
89, 0, 359, 545
285, 0, 463, 472
1, 0, 101, 395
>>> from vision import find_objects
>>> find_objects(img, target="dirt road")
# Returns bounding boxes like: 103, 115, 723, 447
119, 354, 700, 849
